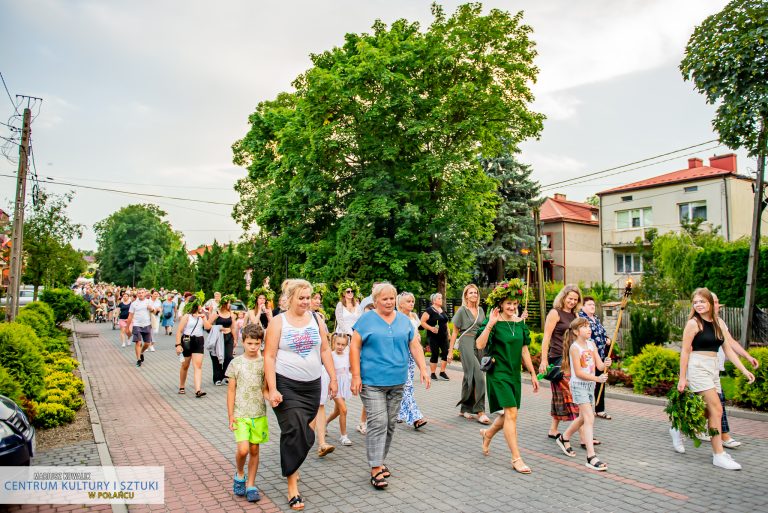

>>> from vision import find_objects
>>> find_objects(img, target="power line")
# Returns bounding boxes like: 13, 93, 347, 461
539, 139, 721, 191
38, 173, 236, 191
0, 72, 19, 116
0, 173, 237, 206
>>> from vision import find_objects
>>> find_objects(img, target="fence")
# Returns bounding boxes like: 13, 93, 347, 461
670, 305, 767, 343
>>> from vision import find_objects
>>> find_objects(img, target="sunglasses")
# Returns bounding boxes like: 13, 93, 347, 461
345, 289, 353, 293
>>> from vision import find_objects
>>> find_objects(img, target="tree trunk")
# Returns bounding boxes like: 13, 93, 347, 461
437, 271, 447, 299
33, 284, 39, 301
495, 257, 505, 282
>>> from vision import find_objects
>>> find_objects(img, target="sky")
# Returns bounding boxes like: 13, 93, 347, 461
0, 0, 755, 251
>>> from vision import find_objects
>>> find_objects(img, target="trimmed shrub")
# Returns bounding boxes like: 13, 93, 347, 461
43, 388, 83, 411
14, 309, 54, 339
49, 356, 79, 373
733, 347, 768, 410
44, 372, 84, 394
0, 366, 23, 404
20, 302, 56, 327
39, 288, 90, 325
691, 245, 768, 308
34, 402, 76, 428
40, 335, 70, 353
0, 323, 46, 400
629, 345, 679, 396
607, 368, 633, 388
629, 308, 669, 356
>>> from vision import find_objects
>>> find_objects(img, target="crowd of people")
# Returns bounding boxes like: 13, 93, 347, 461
79, 278, 758, 509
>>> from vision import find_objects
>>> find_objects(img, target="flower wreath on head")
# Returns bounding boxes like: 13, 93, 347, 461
312, 282, 329, 299
248, 286, 275, 308
485, 279, 526, 308
183, 290, 206, 314
337, 280, 361, 302
220, 294, 238, 306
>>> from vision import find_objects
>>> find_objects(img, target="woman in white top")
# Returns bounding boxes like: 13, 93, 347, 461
264, 279, 337, 512
175, 299, 208, 398
396, 292, 427, 429
335, 282, 362, 335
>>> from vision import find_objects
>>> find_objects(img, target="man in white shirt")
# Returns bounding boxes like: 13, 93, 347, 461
149, 290, 163, 350
204, 291, 221, 314
125, 289, 155, 367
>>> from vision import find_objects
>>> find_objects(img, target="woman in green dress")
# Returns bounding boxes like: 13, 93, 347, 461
450, 284, 489, 424
475, 280, 539, 474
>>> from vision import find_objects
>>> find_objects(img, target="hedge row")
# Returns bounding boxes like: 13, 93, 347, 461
0, 301, 84, 428
691, 246, 768, 308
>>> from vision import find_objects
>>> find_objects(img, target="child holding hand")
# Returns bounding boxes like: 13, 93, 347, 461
226, 323, 270, 502
326, 333, 353, 445
556, 317, 611, 471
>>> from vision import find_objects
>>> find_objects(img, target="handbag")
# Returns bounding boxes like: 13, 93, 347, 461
479, 322, 495, 372
181, 317, 200, 352
543, 356, 564, 382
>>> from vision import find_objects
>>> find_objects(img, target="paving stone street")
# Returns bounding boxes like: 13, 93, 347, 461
19, 320, 768, 512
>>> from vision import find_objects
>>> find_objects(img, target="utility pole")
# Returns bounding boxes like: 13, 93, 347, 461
7, 107, 32, 322
533, 206, 546, 329
740, 123, 767, 348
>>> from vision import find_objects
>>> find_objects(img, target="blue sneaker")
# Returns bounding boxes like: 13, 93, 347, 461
233, 473, 247, 496
246, 486, 261, 502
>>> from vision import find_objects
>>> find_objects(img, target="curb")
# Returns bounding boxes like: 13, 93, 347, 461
71, 319, 128, 513
445, 362, 768, 423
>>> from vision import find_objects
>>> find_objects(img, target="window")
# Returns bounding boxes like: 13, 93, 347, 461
679, 201, 707, 223
616, 207, 652, 229
541, 233, 552, 250
615, 253, 643, 274
684, 186, 698, 193
621, 195, 633, 202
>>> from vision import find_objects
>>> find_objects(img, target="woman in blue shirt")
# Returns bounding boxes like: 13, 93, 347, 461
350, 283, 431, 490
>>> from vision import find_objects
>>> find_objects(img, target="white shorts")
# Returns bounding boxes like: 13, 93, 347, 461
687, 353, 721, 393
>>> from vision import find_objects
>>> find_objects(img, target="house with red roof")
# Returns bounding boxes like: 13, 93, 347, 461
540, 194, 601, 284
596, 153, 765, 286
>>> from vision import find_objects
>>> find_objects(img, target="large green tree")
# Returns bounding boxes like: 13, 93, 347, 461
161, 247, 196, 292
22, 191, 85, 298
232, 3, 544, 295
214, 244, 248, 299
95, 204, 181, 285
195, 241, 223, 297
475, 150, 539, 283
681, 0, 768, 344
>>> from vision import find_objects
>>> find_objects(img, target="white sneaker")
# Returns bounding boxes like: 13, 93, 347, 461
722, 438, 742, 449
712, 452, 741, 470
339, 435, 352, 446
669, 428, 685, 454
149, 346, 156, 352
121, 342, 126, 347
697, 432, 711, 442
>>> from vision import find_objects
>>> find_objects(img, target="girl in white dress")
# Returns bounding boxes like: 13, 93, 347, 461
326, 333, 353, 445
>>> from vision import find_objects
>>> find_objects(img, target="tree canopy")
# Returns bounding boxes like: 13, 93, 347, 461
680, 0, 768, 154
232, 2, 544, 294
94, 204, 181, 285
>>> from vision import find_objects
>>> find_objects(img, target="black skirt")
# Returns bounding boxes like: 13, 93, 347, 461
273, 374, 321, 477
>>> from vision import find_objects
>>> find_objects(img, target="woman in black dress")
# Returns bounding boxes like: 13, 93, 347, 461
420, 292, 450, 381
206, 295, 236, 386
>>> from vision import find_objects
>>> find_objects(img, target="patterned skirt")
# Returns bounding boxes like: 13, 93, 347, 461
550, 376, 579, 421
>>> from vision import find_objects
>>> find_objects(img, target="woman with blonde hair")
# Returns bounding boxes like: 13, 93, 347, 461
396, 291, 428, 430
676, 287, 754, 470
351, 283, 430, 489
539, 284, 583, 443
450, 284, 489, 424
264, 279, 338, 510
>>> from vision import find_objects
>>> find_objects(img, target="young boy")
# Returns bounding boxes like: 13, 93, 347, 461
226, 323, 269, 502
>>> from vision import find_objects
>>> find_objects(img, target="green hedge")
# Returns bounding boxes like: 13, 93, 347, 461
0, 365, 23, 404
20, 302, 56, 327
34, 402, 76, 428
42, 387, 83, 411
733, 347, 768, 410
14, 309, 55, 339
629, 345, 679, 396
0, 323, 46, 400
629, 308, 669, 356
39, 288, 90, 325
691, 246, 768, 307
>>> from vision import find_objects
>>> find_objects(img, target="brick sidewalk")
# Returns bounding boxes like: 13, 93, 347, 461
72, 321, 768, 512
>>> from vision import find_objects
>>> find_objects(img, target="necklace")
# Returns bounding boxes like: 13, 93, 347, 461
499, 317, 520, 337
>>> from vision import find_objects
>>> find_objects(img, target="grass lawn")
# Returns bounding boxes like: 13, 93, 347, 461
720, 375, 737, 399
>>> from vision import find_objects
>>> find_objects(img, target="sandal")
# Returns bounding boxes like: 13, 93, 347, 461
480, 429, 491, 456
547, 432, 561, 439
477, 414, 491, 425
413, 419, 427, 430
556, 434, 576, 457
586, 455, 607, 471
318, 444, 335, 457
178, 388, 185, 395
512, 457, 532, 474
381, 465, 391, 478
370, 469, 388, 489
195, 390, 206, 398
288, 495, 305, 510
580, 440, 602, 449
460, 412, 474, 420
596, 412, 612, 420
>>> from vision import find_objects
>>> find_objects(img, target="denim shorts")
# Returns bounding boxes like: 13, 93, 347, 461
570, 383, 595, 405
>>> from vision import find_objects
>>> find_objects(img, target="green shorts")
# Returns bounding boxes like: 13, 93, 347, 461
233, 417, 269, 444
